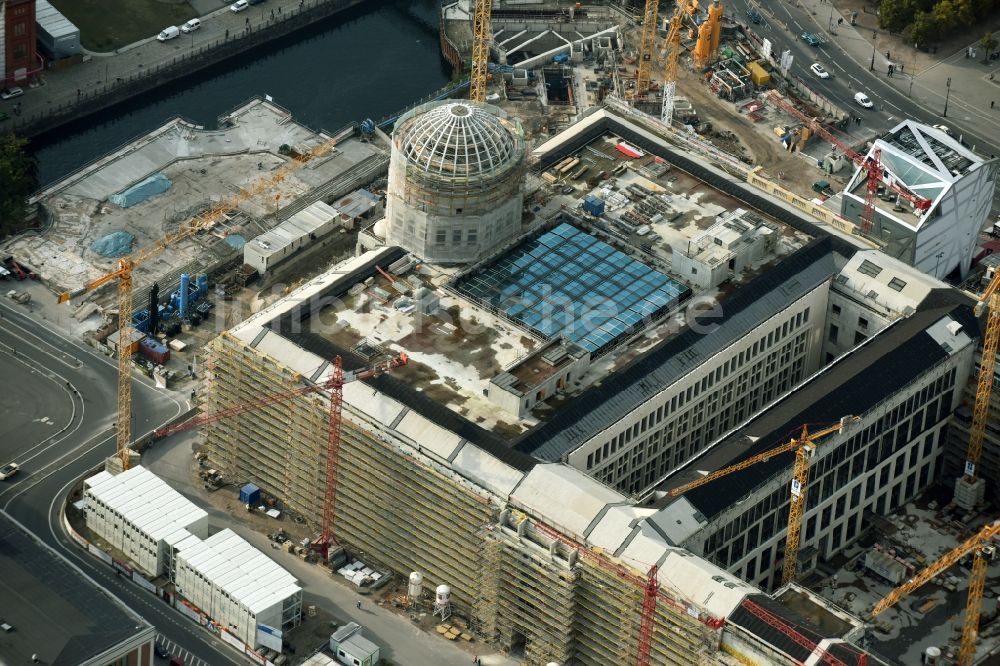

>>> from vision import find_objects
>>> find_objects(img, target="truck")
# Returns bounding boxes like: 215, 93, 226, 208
6, 289, 30, 305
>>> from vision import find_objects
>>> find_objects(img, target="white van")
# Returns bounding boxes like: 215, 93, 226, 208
181, 18, 201, 33
157, 26, 180, 42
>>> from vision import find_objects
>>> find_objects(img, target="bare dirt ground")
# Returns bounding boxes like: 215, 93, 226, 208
676, 67, 828, 195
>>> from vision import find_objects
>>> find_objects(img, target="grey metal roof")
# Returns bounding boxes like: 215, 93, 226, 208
513, 237, 844, 461
0, 514, 150, 666
35, 0, 79, 40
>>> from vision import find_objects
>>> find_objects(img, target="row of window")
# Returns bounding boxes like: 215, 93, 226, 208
586, 306, 812, 472
436, 228, 479, 246
700, 362, 957, 588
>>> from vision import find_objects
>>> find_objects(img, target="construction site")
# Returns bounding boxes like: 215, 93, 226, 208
0, 1, 993, 666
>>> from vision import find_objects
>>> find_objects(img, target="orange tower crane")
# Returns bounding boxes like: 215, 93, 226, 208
668, 417, 858, 585
957, 268, 1000, 501
870, 521, 1000, 666
633, 0, 662, 99
764, 92, 931, 237
469, 0, 494, 103
156, 352, 408, 556
637, 564, 659, 666
660, 1, 686, 124
58, 137, 337, 471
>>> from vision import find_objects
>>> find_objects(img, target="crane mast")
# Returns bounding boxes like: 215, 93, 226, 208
961, 269, 1000, 494
871, 521, 1000, 666
469, 0, 494, 103
668, 417, 858, 584
634, 0, 661, 99
660, 7, 684, 125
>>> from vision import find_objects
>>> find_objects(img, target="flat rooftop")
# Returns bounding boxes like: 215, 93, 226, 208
5, 98, 385, 296
0, 513, 152, 665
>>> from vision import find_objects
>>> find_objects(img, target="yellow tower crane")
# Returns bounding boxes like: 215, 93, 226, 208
957, 268, 1000, 507
58, 137, 337, 470
669, 416, 859, 585
871, 521, 1000, 666
469, 0, 494, 103
632, 0, 661, 100
660, 0, 688, 125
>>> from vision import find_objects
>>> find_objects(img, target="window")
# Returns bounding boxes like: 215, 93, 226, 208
691, 267, 698, 274
13, 21, 27, 36
855, 331, 867, 345
858, 259, 883, 277
829, 324, 839, 343
453, 229, 462, 244
858, 316, 869, 330
888, 277, 907, 292
435, 229, 446, 245
467, 229, 477, 245
832, 304, 841, 316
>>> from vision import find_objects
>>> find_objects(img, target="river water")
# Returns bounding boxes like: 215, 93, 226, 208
31, 0, 451, 186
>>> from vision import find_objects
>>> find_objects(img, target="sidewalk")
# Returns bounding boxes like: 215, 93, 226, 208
791, 0, 1000, 151
0, 0, 363, 138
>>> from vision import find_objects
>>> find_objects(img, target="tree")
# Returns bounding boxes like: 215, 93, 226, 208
981, 31, 999, 61
879, 0, 918, 32
906, 9, 937, 48
0, 132, 35, 240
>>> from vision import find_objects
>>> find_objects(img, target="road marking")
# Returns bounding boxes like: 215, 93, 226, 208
0, 311, 82, 368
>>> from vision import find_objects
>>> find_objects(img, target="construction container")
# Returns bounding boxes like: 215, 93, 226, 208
139, 337, 170, 365
583, 195, 605, 217
747, 62, 770, 86
240, 483, 261, 505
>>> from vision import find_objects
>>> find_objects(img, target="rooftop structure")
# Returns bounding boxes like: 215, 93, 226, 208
453, 221, 691, 354
34, 0, 79, 58
0, 513, 156, 666
385, 101, 526, 264
840, 120, 998, 279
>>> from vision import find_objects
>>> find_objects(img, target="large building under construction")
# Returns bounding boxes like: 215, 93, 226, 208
200, 104, 980, 665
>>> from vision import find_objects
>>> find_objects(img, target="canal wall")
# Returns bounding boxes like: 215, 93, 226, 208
7, 0, 368, 139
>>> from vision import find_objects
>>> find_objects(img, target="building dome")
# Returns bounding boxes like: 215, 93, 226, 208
398, 102, 520, 178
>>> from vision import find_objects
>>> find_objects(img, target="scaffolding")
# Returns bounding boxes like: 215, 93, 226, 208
205, 332, 728, 665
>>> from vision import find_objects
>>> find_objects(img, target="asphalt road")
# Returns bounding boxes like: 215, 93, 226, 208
0, 299, 241, 666
736, 0, 1000, 157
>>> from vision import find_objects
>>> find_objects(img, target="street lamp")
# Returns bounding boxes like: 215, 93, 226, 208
870, 31, 877, 71
943, 77, 951, 117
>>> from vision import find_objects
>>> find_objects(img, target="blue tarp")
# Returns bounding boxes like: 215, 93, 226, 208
109, 173, 172, 208
90, 231, 135, 258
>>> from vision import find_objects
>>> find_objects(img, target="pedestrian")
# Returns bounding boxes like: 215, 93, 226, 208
356, 600, 362, 610
76, 88, 81, 98
300, 0, 304, 7
225, 28, 229, 39
991, 73, 996, 81
277, 5, 281, 13
899, 63, 903, 72
993, 100, 996, 109
271, 8, 274, 17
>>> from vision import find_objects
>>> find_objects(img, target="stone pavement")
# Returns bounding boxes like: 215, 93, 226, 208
792, 0, 1000, 151
0, 0, 353, 137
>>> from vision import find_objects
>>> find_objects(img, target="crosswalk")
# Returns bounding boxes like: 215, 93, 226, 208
155, 634, 213, 666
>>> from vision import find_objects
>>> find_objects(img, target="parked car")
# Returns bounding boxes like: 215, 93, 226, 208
801, 32, 821, 46
854, 92, 874, 108
810, 62, 830, 78
230, 0, 249, 11
0, 87, 24, 100
156, 26, 180, 42
181, 18, 201, 33
0, 462, 19, 481
153, 644, 170, 659
932, 124, 954, 137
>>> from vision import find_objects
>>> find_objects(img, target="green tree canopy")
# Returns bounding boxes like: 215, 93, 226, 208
0, 133, 35, 240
